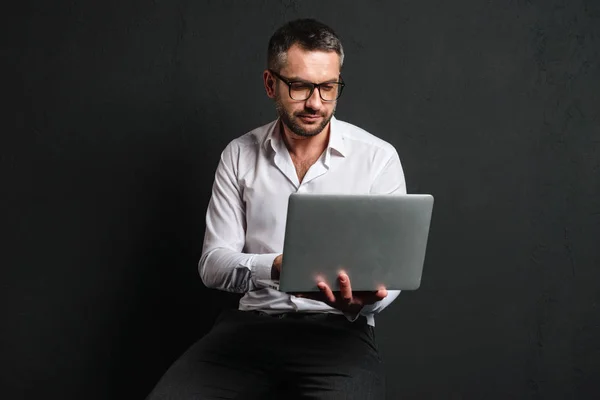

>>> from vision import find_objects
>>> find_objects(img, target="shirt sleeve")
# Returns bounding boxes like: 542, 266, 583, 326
357, 148, 407, 316
198, 143, 279, 293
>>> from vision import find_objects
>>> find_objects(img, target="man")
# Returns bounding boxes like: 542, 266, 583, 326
147, 18, 406, 399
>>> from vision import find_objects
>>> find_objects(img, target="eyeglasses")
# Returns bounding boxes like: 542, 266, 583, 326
269, 69, 345, 102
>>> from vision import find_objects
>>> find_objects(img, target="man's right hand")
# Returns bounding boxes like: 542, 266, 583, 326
271, 254, 283, 280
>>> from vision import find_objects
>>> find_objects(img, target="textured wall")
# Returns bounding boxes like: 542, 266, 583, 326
3, 0, 599, 399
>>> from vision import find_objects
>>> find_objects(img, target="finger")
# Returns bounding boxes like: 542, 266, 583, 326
317, 282, 336, 303
376, 287, 388, 300
353, 288, 388, 305
365, 287, 387, 303
338, 272, 353, 304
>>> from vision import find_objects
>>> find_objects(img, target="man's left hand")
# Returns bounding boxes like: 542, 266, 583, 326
295, 272, 388, 315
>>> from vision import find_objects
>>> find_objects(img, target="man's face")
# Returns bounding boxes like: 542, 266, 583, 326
271, 44, 341, 137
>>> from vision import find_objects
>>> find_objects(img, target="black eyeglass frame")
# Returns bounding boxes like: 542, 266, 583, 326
269, 69, 345, 102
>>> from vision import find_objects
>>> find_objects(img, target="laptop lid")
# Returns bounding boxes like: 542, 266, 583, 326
278, 193, 434, 293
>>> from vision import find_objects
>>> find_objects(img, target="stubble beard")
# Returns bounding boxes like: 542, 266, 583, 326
275, 94, 336, 138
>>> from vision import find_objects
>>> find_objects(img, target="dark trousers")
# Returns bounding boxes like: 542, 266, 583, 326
146, 309, 385, 399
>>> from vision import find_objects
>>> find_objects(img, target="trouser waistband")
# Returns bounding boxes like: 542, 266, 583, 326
250, 310, 368, 324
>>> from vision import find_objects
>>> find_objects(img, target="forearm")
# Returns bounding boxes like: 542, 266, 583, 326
199, 247, 279, 293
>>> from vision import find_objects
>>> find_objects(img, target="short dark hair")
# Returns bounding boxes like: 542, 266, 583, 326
267, 18, 345, 72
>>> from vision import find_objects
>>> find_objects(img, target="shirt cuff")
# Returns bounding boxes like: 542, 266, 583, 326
250, 253, 281, 283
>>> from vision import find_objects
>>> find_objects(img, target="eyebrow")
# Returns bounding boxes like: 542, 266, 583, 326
286, 75, 340, 84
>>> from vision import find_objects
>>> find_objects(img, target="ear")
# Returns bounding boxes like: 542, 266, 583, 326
263, 70, 276, 99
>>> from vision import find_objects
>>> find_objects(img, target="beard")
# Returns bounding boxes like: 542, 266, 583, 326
275, 94, 335, 137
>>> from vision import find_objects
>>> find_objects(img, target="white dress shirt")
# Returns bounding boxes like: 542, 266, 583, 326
199, 116, 407, 326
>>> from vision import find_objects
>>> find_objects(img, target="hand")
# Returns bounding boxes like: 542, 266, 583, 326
271, 254, 283, 280
296, 272, 388, 315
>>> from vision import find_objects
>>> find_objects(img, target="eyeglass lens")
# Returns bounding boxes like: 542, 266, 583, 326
289, 82, 342, 101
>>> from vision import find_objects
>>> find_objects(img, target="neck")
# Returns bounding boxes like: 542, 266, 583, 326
280, 122, 330, 159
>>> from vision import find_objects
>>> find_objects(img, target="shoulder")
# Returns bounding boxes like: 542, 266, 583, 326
220, 120, 277, 163
334, 118, 398, 157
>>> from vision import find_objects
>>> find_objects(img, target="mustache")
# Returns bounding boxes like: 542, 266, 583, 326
295, 109, 326, 117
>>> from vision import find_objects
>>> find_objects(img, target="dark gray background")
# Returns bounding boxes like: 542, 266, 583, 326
3, 0, 599, 399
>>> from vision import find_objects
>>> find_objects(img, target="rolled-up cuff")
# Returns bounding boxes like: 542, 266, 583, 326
250, 253, 281, 283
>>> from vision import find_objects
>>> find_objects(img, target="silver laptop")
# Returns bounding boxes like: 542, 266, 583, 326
258, 193, 434, 293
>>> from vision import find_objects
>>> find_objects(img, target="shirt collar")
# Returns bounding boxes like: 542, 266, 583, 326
328, 116, 347, 157
263, 116, 347, 158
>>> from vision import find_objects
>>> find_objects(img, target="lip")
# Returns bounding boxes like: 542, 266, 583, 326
298, 115, 321, 122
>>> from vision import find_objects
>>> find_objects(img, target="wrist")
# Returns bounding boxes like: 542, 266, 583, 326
271, 254, 282, 280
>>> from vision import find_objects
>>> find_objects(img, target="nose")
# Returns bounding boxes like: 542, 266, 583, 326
305, 87, 323, 110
